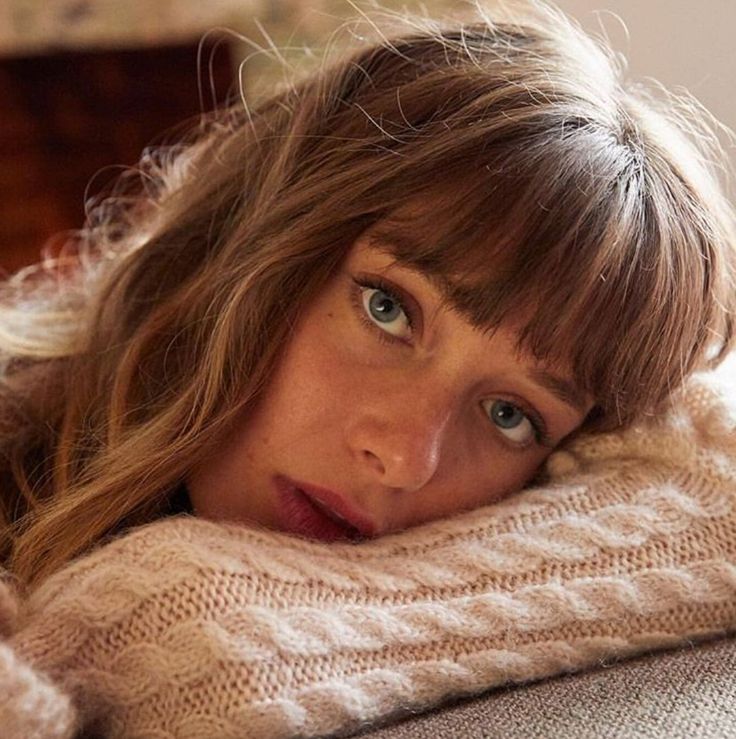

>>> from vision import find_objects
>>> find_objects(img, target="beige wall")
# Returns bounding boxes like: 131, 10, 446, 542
555, 0, 735, 165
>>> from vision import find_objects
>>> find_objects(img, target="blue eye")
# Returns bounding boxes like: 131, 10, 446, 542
356, 280, 413, 340
368, 289, 402, 323
485, 399, 537, 445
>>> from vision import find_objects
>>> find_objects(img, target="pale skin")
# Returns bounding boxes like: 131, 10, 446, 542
186, 228, 592, 538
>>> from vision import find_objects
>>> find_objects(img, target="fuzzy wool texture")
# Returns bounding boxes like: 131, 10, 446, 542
0, 581, 77, 739
4, 360, 736, 739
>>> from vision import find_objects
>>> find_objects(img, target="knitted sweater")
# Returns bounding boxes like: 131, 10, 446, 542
2, 361, 736, 739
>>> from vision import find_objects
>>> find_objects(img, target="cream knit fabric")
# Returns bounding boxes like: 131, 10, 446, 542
4, 361, 736, 738
0, 581, 77, 739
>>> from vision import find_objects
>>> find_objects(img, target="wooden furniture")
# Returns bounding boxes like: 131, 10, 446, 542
0, 0, 255, 273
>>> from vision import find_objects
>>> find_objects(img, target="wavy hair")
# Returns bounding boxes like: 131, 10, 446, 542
1, 1, 734, 588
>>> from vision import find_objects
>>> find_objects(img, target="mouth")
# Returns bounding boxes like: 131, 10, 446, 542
274, 476, 375, 543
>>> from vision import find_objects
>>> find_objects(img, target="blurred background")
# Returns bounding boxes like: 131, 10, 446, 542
1, 0, 734, 274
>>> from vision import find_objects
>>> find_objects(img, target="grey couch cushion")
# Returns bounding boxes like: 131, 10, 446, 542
353, 635, 736, 738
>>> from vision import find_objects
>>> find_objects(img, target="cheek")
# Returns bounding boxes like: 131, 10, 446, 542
262, 315, 357, 429
463, 447, 551, 506
496, 450, 550, 500
505, 453, 548, 490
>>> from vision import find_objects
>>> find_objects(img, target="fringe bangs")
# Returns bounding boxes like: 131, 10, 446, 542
361, 116, 731, 429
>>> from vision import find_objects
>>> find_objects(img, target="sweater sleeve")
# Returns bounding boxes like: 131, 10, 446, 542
9, 366, 736, 739
0, 580, 77, 739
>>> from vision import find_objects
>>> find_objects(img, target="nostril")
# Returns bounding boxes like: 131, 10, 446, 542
362, 448, 386, 475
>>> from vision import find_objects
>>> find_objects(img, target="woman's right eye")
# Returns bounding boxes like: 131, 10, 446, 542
352, 278, 415, 343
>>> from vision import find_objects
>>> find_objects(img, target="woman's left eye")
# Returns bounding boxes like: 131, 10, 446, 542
483, 399, 542, 446
353, 278, 414, 342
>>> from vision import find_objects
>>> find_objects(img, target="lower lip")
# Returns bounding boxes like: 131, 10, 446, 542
274, 477, 360, 543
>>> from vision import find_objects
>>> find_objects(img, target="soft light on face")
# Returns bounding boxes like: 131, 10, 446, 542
185, 229, 592, 542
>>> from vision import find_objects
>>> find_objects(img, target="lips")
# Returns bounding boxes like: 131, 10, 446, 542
274, 475, 376, 543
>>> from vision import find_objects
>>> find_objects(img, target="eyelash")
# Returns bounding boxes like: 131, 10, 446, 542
349, 276, 551, 448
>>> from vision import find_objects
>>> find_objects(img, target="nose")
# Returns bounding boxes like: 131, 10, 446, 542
347, 395, 452, 492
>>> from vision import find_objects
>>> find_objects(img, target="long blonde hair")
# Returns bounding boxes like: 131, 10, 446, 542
2, 1, 734, 589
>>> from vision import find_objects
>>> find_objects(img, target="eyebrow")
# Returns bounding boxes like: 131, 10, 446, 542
527, 368, 589, 415
368, 229, 458, 297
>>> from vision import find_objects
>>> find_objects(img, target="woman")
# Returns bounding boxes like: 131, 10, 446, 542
0, 0, 732, 592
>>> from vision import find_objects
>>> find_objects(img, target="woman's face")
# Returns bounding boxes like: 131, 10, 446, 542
186, 229, 591, 542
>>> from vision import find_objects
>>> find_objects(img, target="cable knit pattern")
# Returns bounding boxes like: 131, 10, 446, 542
6, 361, 736, 738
